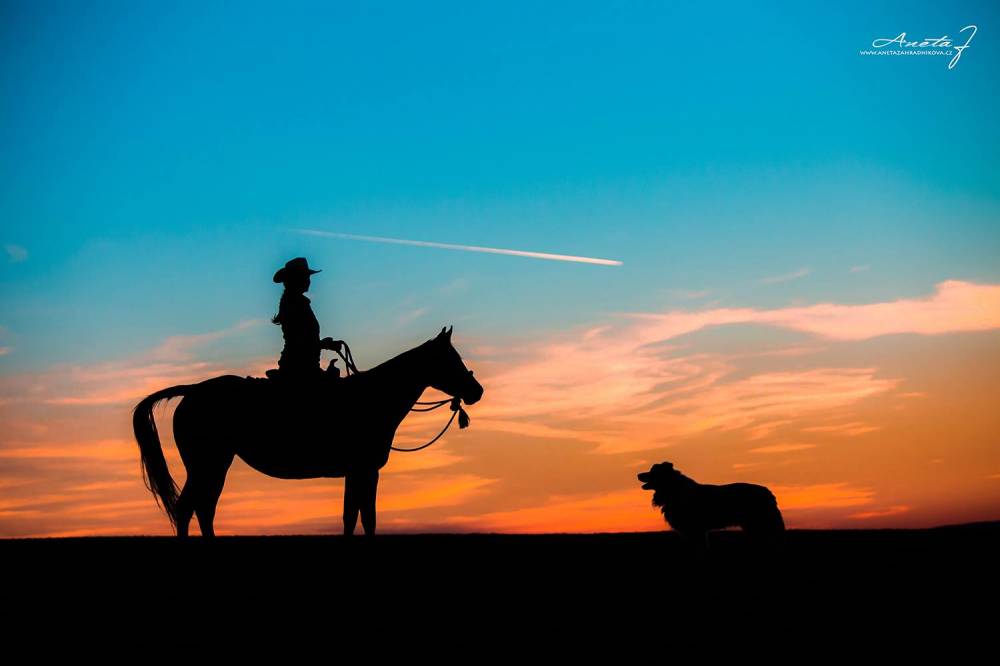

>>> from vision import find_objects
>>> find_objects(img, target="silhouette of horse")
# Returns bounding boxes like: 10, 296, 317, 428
132, 326, 483, 537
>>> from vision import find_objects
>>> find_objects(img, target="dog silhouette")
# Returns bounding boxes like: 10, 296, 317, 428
638, 462, 784, 548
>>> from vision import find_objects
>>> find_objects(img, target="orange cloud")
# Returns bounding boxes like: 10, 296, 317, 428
211, 470, 496, 533
750, 443, 816, 454
802, 422, 881, 436
773, 483, 875, 510
850, 505, 911, 520
478, 342, 897, 454
441, 489, 666, 534
0, 439, 136, 461
471, 280, 1000, 455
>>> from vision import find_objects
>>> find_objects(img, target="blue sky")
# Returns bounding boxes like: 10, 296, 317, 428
2, 1, 998, 371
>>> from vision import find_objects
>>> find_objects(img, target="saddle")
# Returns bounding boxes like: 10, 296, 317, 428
245, 360, 346, 409
264, 359, 341, 382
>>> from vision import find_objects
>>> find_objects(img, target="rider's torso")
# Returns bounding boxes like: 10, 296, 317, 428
277, 292, 321, 375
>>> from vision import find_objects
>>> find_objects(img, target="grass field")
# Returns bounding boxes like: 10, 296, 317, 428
5, 524, 997, 649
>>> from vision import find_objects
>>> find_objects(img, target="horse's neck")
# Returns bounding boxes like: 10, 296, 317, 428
360, 343, 432, 419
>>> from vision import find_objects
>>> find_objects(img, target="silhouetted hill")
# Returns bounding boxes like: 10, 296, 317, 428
4, 525, 997, 649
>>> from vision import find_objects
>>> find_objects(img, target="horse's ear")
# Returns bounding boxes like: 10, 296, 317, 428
446, 325, 453, 339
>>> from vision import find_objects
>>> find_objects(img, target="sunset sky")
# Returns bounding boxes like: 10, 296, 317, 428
2, 1, 998, 536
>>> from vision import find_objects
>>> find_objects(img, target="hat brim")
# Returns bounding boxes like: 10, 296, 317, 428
273, 268, 322, 283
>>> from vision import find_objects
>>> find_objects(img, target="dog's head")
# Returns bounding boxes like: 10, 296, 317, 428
637, 462, 685, 492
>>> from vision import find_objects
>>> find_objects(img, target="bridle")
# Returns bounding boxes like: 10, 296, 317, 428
334, 341, 472, 452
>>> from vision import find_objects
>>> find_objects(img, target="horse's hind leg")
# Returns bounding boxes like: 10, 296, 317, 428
175, 483, 195, 538
191, 455, 234, 538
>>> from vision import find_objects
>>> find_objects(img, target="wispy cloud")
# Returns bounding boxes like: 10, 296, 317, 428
850, 505, 910, 520
0, 320, 269, 406
625, 280, 1000, 341
439, 277, 470, 295
667, 289, 711, 300
295, 229, 623, 266
3, 244, 27, 263
802, 422, 880, 436
472, 280, 1000, 454
440, 489, 664, 534
397, 307, 429, 326
773, 483, 876, 510
150, 319, 265, 361
750, 443, 817, 454
850, 264, 871, 273
759, 267, 810, 284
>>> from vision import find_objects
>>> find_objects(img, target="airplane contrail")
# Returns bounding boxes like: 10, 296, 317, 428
295, 229, 623, 266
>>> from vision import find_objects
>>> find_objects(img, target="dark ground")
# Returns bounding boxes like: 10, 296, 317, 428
4, 523, 998, 651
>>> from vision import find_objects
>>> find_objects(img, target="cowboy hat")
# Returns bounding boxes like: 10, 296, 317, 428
273, 257, 322, 283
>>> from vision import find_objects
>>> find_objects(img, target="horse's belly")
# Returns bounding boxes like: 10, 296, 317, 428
237, 438, 348, 479
235, 426, 391, 479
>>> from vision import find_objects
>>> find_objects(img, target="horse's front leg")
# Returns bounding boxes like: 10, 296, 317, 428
360, 470, 379, 536
343, 474, 361, 536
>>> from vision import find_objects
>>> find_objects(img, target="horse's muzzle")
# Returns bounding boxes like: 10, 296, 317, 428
463, 375, 484, 405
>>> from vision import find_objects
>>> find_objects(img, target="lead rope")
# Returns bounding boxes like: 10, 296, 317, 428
333, 341, 470, 452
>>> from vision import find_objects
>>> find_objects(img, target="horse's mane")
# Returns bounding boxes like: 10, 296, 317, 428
342, 339, 433, 385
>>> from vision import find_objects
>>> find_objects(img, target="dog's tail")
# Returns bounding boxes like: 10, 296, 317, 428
765, 491, 785, 533
746, 489, 786, 552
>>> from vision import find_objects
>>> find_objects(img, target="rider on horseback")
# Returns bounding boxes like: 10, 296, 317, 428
269, 257, 343, 382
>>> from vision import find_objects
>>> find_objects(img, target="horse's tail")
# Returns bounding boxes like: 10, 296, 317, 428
132, 384, 192, 528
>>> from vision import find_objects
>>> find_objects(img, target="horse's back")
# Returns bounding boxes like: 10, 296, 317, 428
180, 373, 339, 407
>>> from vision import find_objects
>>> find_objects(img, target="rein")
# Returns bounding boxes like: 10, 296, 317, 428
334, 341, 471, 452
336, 341, 361, 375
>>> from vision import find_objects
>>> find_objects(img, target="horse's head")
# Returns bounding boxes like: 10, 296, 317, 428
425, 326, 483, 405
